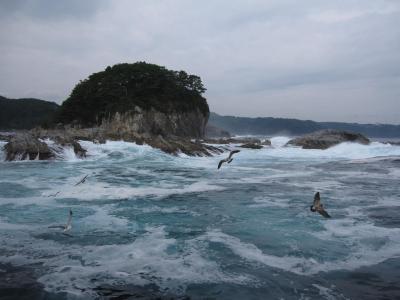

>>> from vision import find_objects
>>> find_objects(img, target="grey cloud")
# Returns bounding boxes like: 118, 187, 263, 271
0, 0, 108, 20
0, 0, 399, 123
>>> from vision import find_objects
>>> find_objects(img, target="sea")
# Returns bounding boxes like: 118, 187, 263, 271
0, 137, 399, 299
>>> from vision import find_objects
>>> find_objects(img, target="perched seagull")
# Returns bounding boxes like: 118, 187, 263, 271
310, 192, 331, 218
74, 174, 89, 186
49, 209, 73, 232
218, 150, 240, 169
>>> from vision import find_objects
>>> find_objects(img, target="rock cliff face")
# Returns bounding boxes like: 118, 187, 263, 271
100, 107, 208, 139
286, 129, 370, 149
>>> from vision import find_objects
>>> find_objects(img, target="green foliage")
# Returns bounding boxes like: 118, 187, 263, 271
58, 62, 209, 126
0, 96, 59, 130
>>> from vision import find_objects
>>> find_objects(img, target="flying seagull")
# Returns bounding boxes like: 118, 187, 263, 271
74, 174, 89, 186
218, 150, 240, 169
47, 191, 60, 197
310, 192, 331, 218
49, 209, 73, 232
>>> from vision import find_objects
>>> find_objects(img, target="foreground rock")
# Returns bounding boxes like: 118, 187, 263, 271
2, 128, 226, 161
203, 137, 263, 144
286, 129, 370, 149
4, 133, 54, 161
239, 143, 263, 149
147, 135, 223, 156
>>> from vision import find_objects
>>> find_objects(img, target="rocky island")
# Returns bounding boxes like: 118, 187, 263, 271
286, 129, 370, 149
1, 62, 226, 160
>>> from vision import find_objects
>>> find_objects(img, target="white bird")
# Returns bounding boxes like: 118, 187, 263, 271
218, 150, 240, 169
49, 209, 73, 232
310, 192, 331, 218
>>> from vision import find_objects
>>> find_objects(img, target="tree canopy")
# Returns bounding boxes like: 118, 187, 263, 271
58, 62, 209, 126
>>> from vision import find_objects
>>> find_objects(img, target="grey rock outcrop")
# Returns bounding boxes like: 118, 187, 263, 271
261, 139, 272, 146
203, 137, 262, 145
286, 129, 370, 149
239, 143, 263, 149
100, 108, 208, 139
4, 133, 54, 161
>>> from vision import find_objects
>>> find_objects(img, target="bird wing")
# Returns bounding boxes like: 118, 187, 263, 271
74, 175, 88, 186
218, 159, 225, 169
65, 210, 72, 228
313, 192, 321, 207
318, 208, 331, 218
228, 150, 240, 160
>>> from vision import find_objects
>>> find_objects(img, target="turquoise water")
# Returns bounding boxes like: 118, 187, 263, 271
1, 138, 400, 299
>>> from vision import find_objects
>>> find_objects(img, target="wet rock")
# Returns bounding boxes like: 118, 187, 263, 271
261, 139, 272, 146
52, 135, 87, 158
240, 143, 263, 149
72, 141, 87, 158
147, 136, 223, 156
286, 129, 370, 150
0, 132, 15, 142
203, 137, 262, 145
4, 133, 54, 161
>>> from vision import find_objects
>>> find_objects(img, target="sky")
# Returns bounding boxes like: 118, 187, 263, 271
0, 0, 399, 124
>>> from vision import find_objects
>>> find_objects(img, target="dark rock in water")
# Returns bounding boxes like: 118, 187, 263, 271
205, 124, 231, 138
286, 129, 370, 149
203, 137, 262, 145
383, 140, 400, 146
4, 133, 54, 161
72, 141, 87, 158
50, 135, 87, 158
147, 135, 223, 156
240, 143, 263, 149
0, 132, 15, 142
261, 139, 272, 146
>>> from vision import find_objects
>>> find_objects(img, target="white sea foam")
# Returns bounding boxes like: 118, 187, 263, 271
0, 141, 7, 161
197, 226, 400, 276
56, 180, 225, 201
1, 226, 249, 296
270, 136, 291, 148
82, 206, 130, 230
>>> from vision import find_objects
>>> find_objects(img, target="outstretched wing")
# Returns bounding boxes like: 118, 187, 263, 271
65, 209, 73, 228
228, 150, 240, 160
318, 209, 331, 218
74, 175, 89, 186
218, 160, 225, 169
313, 192, 321, 207
47, 191, 60, 197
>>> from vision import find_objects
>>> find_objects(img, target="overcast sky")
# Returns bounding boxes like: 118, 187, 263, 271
0, 0, 399, 124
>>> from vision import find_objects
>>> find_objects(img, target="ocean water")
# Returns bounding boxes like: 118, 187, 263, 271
0, 137, 400, 299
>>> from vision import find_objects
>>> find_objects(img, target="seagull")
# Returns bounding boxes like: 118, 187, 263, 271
310, 192, 331, 218
47, 191, 60, 197
74, 174, 89, 186
49, 209, 73, 232
218, 150, 240, 169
